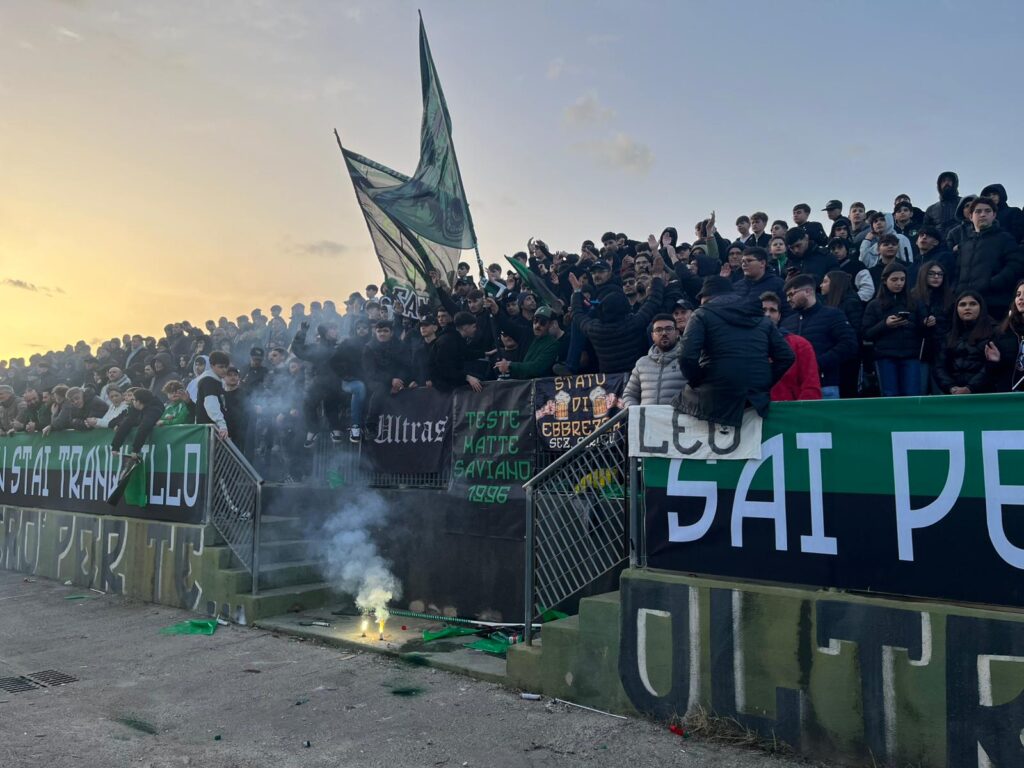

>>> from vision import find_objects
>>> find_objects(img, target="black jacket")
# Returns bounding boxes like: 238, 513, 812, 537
801, 221, 830, 248
933, 328, 1000, 393
291, 329, 337, 380
573, 279, 665, 373
330, 337, 365, 380
111, 401, 164, 454
924, 171, 962, 237
954, 223, 1024, 318
980, 184, 1024, 242
362, 338, 411, 392
429, 332, 472, 392
787, 246, 836, 284
780, 301, 858, 387
862, 296, 926, 359
732, 271, 785, 306
676, 294, 794, 427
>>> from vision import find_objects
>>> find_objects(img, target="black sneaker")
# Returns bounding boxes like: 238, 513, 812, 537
330, 430, 344, 444
303, 433, 318, 449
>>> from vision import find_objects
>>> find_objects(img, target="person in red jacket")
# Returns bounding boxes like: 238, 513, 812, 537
761, 292, 822, 401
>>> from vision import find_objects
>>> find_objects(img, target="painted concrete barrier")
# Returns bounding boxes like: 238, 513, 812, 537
0, 504, 254, 623
508, 569, 1024, 767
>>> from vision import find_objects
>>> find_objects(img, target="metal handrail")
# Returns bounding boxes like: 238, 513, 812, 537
523, 407, 631, 644
524, 408, 629, 490
209, 435, 265, 596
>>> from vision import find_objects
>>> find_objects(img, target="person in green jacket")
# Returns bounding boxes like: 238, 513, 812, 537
156, 380, 194, 426
493, 306, 560, 379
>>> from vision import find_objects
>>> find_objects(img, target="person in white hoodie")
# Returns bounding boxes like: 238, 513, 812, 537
192, 351, 229, 439
860, 211, 913, 268
87, 385, 129, 429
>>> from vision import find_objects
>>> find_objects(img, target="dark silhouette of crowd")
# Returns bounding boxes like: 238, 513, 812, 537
2, 170, 1022, 481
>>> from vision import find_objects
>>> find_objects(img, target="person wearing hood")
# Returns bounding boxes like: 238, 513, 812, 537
954, 196, 1024, 319
860, 212, 914, 268
621, 314, 687, 406
675, 276, 794, 427
784, 227, 836, 284
192, 351, 230, 439
184, 355, 210, 403
924, 171, 962, 237
570, 260, 666, 373
945, 194, 979, 255
980, 183, 1024, 243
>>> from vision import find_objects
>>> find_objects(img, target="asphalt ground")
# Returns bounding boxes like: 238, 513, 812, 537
0, 570, 823, 768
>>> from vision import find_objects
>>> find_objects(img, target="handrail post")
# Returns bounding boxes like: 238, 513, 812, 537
628, 455, 640, 567
523, 485, 536, 645
251, 480, 262, 596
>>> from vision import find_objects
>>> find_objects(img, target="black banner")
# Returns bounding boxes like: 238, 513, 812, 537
534, 373, 625, 451
449, 380, 535, 504
365, 387, 452, 474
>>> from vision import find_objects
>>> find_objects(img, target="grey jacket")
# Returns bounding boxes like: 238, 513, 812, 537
621, 340, 686, 407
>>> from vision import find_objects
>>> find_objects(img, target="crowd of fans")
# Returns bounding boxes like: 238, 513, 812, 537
1, 170, 1022, 480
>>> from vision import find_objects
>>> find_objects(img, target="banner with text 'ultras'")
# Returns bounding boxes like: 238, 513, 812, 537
638, 394, 1024, 608
0, 425, 209, 525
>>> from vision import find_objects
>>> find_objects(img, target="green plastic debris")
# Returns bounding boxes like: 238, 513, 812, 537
466, 636, 511, 657
422, 625, 479, 643
326, 469, 346, 489
64, 595, 90, 601
160, 618, 218, 636
539, 608, 569, 623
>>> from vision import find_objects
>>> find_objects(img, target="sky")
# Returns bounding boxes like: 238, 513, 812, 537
2, 0, 1024, 360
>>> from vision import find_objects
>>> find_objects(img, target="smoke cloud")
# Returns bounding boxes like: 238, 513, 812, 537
315, 491, 401, 625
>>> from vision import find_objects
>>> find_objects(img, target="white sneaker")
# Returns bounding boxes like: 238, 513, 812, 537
349, 427, 362, 443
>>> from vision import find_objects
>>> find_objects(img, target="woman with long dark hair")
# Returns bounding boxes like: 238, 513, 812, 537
986, 279, 1024, 392
863, 261, 926, 396
934, 291, 1000, 394
911, 260, 954, 392
821, 269, 863, 398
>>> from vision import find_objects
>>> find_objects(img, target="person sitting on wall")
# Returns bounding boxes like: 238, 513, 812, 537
429, 311, 483, 392
621, 314, 687, 406
675, 276, 795, 427
111, 388, 164, 459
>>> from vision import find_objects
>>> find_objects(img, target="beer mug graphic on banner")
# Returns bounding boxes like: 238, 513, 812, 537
554, 390, 571, 421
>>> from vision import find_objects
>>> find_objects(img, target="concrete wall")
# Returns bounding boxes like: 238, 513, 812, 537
508, 568, 1024, 767
0, 503, 250, 624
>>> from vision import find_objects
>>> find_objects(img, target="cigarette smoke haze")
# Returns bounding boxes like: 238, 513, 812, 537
316, 492, 401, 625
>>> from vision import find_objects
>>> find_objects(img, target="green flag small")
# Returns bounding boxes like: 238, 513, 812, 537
505, 257, 565, 314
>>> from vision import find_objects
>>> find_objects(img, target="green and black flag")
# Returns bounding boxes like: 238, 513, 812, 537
336, 14, 479, 294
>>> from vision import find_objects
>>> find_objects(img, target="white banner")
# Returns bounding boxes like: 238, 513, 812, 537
627, 406, 762, 461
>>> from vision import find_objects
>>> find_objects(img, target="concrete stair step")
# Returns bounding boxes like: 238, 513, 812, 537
256, 559, 324, 590
258, 514, 309, 540
234, 582, 335, 622
258, 538, 316, 565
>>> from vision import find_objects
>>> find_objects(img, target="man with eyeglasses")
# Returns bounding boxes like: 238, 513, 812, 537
621, 314, 686, 407
780, 274, 857, 399
494, 306, 561, 380
731, 246, 785, 307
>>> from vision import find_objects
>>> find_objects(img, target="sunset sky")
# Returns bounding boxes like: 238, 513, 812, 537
3, 0, 1023, 360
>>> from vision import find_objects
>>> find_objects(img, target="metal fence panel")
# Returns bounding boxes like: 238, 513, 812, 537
209, 435, 263, 591
524, 409, 630, 640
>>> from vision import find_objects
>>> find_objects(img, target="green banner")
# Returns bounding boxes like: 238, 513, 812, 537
0, 425, 210, 525
641, 393, 1024, 607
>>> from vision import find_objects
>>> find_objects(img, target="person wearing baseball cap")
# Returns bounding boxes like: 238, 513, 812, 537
822, 200, 844, 221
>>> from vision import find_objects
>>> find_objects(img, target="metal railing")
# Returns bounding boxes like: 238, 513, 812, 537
523, 408, 634, 644
209, 434, 264, 595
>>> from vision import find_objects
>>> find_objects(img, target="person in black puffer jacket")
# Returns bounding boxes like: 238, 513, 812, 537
863, 262, 926, 396
934, 291, 1002, 394
953, 197, 1024, 319
676, 276, 794, 427
910, 259, 954, 393
979, 183, 1024, 243
571, 270, 665, 373
924, 170, 962, 237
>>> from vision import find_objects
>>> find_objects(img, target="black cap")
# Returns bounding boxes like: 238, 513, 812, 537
250, 347, 265, 358
696, 276, 734, 300
785, 226, 808, 246
822, 199, 843, 211
590, 259, 612, 272
418, 314, 438, 327
674, 299, 694, 311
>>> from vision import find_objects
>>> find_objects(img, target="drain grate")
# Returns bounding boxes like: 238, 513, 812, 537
26, 670, 78, 687
0, 676, 43, 694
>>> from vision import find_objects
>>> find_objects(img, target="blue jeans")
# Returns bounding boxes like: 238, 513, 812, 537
821, 385, 840, 400
342, 379, 365, 427
875, 358, 922, 397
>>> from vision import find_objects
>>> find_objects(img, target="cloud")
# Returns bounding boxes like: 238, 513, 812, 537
1, 278, 64, 296
546, 57, 565, 80
290, 240, 349, 257
55, 27, 84, 41
344, 6, 363, 22
573, 132, 654, 175
563, 91, 615, 126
